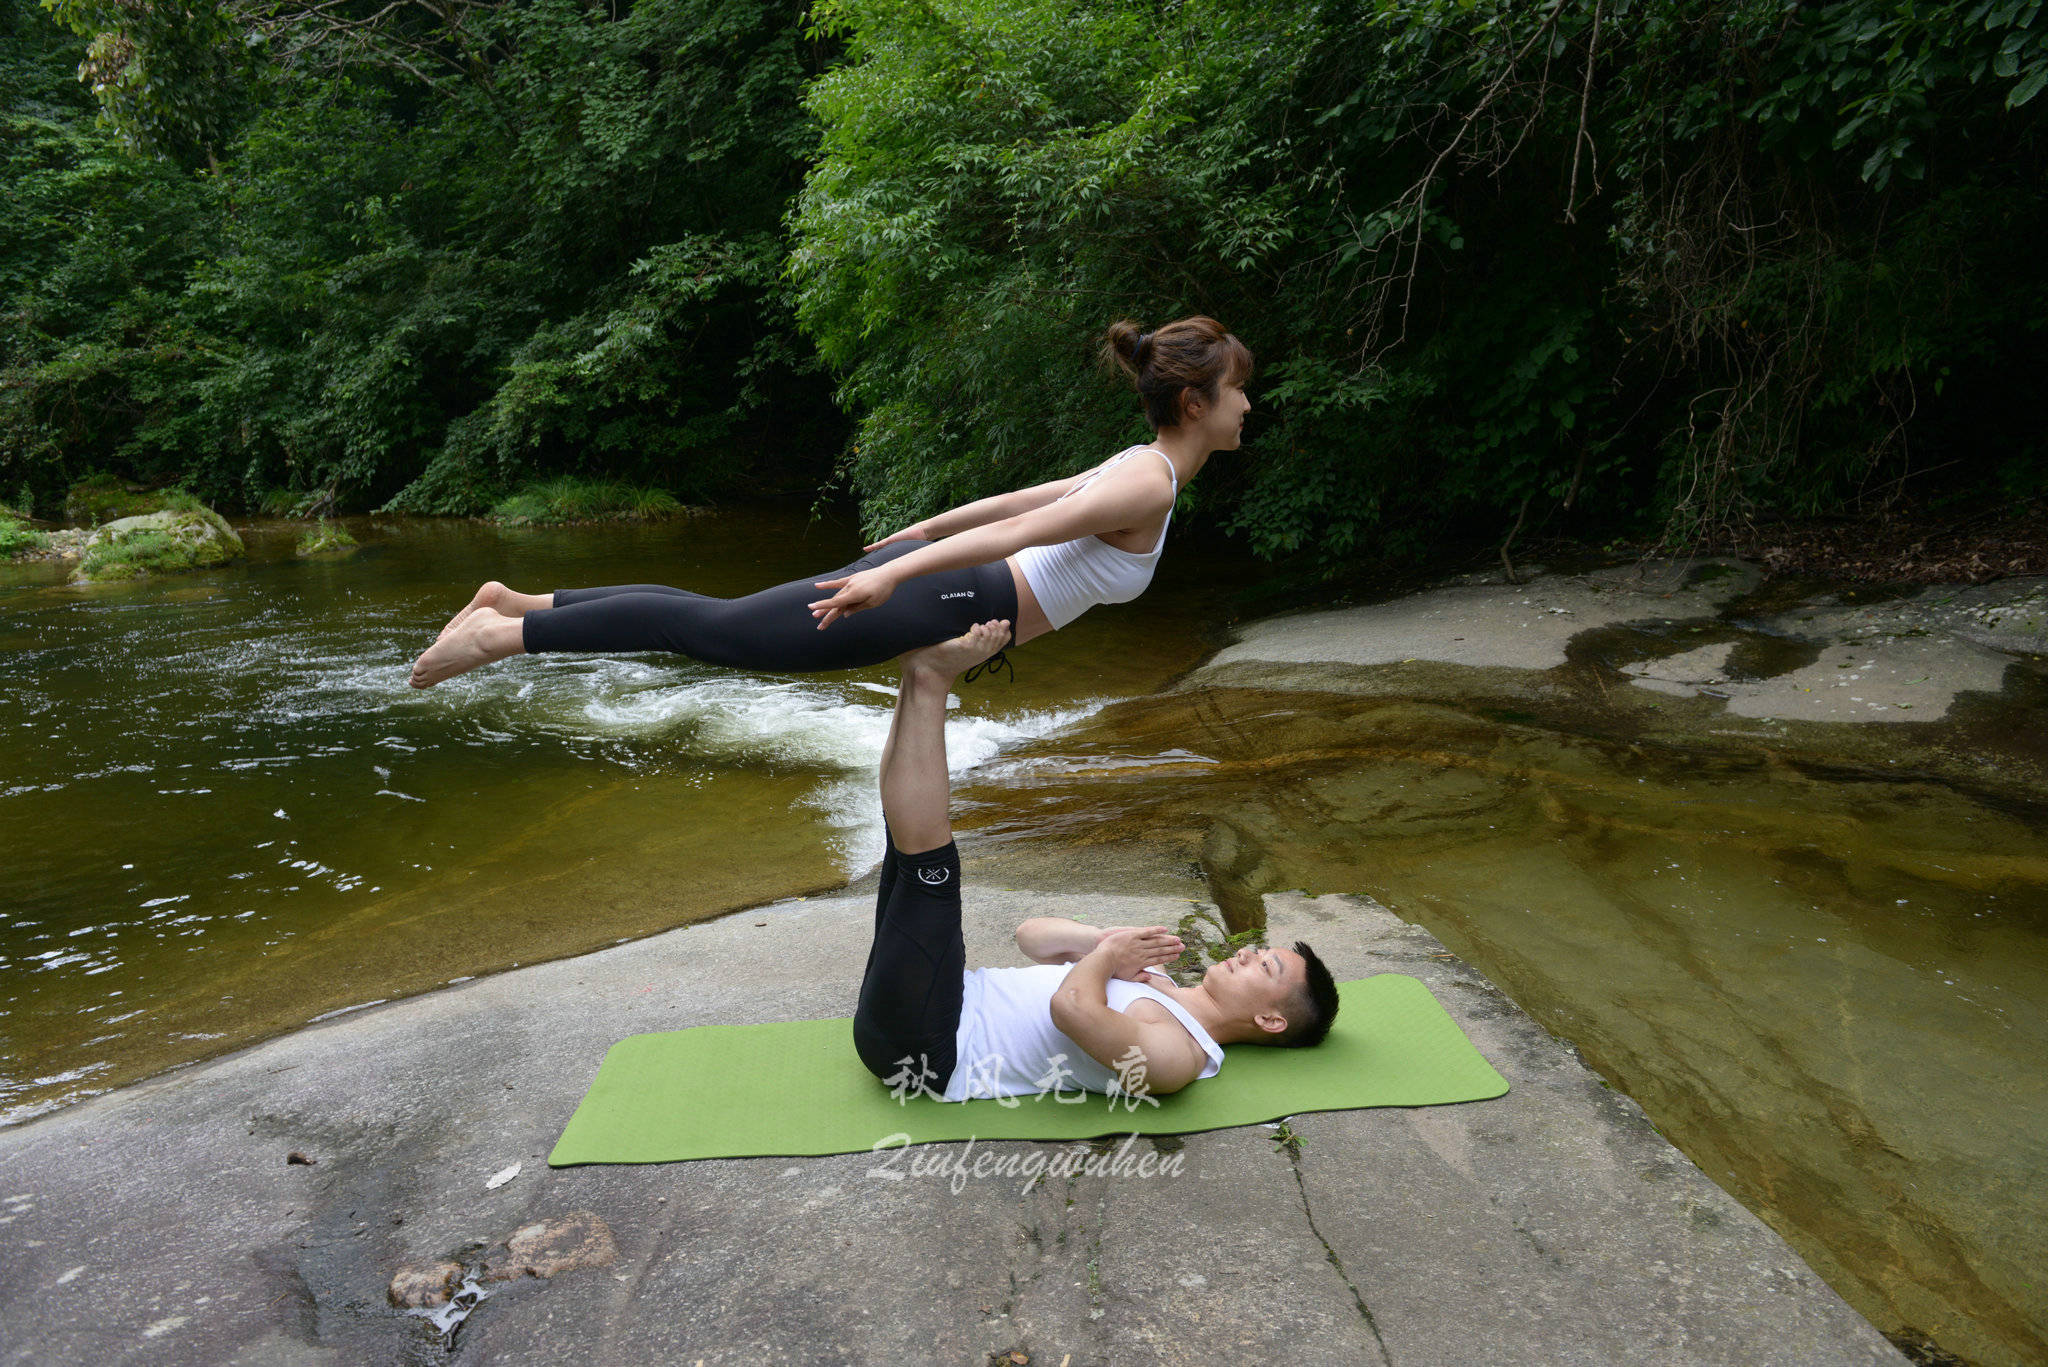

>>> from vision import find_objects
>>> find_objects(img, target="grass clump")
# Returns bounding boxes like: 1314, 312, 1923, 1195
76, 507, 244, 581
490, 477, 684, 526
0, 515, 50, 558
296, 520, 358, 555
79, 529, 186, 580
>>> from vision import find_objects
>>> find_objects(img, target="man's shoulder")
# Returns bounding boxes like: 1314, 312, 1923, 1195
1120, 996, 1209, 1064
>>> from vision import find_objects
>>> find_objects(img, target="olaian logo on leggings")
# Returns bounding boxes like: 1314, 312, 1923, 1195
917, 866, 951, 885
939, 591, 974, 600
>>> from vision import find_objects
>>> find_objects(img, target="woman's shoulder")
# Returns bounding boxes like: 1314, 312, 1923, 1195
1096, 446, 1175, 479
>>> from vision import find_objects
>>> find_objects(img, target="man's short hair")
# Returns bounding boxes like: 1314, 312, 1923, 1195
1278, 941, 1339, 1048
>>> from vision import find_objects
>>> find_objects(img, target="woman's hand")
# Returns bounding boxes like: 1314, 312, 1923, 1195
1086, 926, 1185, 982
809, 567, 897, 629
863, 523, 931, 552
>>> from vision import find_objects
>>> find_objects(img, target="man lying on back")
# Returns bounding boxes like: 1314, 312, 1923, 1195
853, 620, 1339, 1104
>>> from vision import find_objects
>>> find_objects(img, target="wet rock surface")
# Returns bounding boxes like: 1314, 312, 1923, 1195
1211, 558, 1766, 674
485, 1210, 618, 1282
1210, 558, 2046, 731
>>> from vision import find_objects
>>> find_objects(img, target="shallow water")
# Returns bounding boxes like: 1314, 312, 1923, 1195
0, 512, 1222, 1126
954, 684, 2048, 1367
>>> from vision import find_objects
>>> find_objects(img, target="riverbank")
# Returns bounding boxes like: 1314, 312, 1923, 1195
0, 880, 1904, 1365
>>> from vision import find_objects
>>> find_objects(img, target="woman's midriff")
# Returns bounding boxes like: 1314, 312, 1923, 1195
1006, 560, 1055, 646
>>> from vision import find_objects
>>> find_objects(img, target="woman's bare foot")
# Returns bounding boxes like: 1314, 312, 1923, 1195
900, 619, 1010, 684
435, 582, 553, 643
410, 608, 527, 688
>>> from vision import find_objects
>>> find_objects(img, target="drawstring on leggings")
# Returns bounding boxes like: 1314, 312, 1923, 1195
963, 651, 1013, 685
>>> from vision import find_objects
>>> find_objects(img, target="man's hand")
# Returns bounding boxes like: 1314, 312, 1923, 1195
809, 566, 898, 629
1084, 926, 1184, 982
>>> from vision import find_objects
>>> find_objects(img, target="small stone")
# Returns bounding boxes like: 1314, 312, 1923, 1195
286, 1151, 315, 1166
483, 1211, 618, 1283
388, 1260, 463, 1309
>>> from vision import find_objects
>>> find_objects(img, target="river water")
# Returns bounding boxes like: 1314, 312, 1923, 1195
0, 512, 1221, 1127
3, 514, 2044, 1364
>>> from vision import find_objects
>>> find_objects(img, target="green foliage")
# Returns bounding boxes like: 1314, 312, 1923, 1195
3, 0, 842, 514
490, 477, 686, 526
4, 0, 2044, 567
78, 527, 177, 578
794, 0, 2047, 561
0, 513, 49, 556
295, 518, 356, 554
793, 0, 1327, 538
62, 473, 201, 523
75, 504, 241, 578
39, 0, 254, 166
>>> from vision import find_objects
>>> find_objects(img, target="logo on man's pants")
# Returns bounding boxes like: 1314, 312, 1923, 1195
917, 866, 952, 885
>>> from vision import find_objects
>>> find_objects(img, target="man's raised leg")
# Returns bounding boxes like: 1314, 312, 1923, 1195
851, 620, 1010, 1089
878, 619, 1009, 852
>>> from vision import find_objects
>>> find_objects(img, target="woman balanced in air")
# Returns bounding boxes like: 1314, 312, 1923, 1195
408, 317, 1252, 688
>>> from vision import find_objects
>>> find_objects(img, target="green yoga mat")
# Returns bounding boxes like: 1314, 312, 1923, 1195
548, 973, 1507, 1166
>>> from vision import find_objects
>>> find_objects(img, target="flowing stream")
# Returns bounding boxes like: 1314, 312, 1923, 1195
0, 511, 1219, 1126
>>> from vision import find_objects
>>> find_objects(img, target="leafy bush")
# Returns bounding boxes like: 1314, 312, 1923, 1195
77, 528, 179, 579
490, 477, 686, 525
0, 514, 49, 557
62, 474, 203, 524
295, 519, 356, 554
5, 0, 844, 513
792, 0, 2048, 563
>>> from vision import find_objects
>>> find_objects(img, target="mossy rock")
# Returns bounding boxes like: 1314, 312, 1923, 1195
75, 507, 245, 582
64, 474, 203, 525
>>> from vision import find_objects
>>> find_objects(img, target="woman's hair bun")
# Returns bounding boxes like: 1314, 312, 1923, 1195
1102, 319, 1148, 379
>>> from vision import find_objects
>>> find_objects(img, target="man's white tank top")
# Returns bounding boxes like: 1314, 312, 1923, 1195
1011, 447, 1178, 629
942, 962, 1224, 1102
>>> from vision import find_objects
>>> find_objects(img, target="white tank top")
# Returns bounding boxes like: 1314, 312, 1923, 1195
1011, 447, 1178, 629
942, 962, 1224, 1102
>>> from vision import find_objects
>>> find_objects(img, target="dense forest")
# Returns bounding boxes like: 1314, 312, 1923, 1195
2, 0, 2043, 566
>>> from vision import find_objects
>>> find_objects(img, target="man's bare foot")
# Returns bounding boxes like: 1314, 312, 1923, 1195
435, 582, 553, 643
410, 608, 527, 688
901, 619, 1010, 684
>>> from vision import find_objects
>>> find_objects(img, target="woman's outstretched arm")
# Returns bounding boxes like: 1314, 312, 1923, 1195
809, 462, 1174, 628
864, 463, 1108, 550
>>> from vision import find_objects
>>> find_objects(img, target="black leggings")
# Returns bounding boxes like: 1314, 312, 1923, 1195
852, 833, 964, 1093
520, 541, 1017, 672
